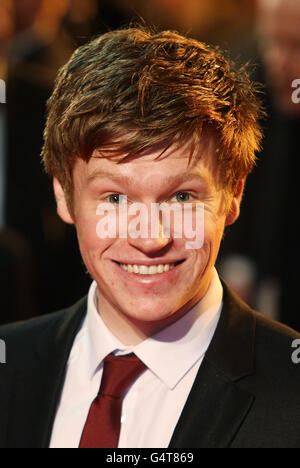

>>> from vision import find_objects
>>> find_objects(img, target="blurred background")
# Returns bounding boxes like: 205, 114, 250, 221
0, 0, 299, 330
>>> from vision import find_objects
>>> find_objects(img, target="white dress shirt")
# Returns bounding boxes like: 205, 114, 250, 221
50, 269, 223, 448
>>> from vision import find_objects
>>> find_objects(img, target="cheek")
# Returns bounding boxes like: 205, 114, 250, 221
76, 213, 113, 260
202, 216, 225, 252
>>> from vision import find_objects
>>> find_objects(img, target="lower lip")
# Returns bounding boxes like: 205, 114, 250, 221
112, 261, 185, 284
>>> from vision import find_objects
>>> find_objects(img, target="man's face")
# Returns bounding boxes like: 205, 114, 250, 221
55, 136, 241, 343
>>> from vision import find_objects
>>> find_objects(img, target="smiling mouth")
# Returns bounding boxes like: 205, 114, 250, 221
114, 260, 185, 276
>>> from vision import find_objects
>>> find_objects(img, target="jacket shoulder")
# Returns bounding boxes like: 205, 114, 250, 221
222, 290, 300, 447
251, 309, 300, 377
0, 296, 87, 364
220, 280, 300, 379
223, 279, 300, 341
0, 296, 86, 337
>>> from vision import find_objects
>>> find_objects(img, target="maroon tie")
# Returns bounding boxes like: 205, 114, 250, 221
79, 353, 146, 448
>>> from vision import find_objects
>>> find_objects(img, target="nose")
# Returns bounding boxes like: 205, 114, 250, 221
127, 228, 172, 254
127, 204, 173, 254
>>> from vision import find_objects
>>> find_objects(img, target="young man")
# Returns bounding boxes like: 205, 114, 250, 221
1, 26, 300, 449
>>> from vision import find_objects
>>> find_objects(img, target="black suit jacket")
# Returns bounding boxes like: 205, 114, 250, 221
1, 282, 300, 448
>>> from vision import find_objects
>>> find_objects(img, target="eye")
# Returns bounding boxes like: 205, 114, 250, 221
172, 192, 193, 203
106, 194, 127, 204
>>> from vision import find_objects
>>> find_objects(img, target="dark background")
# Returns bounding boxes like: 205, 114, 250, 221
0, 0, 299, 330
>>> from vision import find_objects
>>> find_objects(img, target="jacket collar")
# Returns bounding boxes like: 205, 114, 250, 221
205, 280, 256, 381
169, 279, 256, 448
36, 297, 88, 448
4, 297, 88, 448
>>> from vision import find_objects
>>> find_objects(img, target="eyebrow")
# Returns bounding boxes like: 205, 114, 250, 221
87, 170, 208, 186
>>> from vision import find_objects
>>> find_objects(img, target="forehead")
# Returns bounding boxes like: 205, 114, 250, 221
74, 132, 221, 189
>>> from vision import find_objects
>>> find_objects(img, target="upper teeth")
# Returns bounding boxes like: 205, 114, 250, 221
120, 263, 175, 275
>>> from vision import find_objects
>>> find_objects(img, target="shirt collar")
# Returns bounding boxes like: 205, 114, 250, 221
85, 282, 124, 378
85, 268, 223, 389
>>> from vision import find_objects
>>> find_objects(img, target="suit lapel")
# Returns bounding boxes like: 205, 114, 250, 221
5, 297, 87, 448
169, 281, 256, 448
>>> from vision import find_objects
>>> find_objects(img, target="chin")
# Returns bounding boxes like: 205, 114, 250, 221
122, 303, 179, 323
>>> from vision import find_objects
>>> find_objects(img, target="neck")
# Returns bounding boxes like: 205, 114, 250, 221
96, 273, 213, 346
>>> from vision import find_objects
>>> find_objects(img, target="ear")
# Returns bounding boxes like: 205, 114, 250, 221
53, 177, 74, 225
225, 179, 245, 226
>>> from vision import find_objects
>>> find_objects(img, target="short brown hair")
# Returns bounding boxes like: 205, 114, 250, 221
42, 25, 264, 206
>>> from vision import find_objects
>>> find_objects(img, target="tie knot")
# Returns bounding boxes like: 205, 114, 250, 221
99, 353, 146, 399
